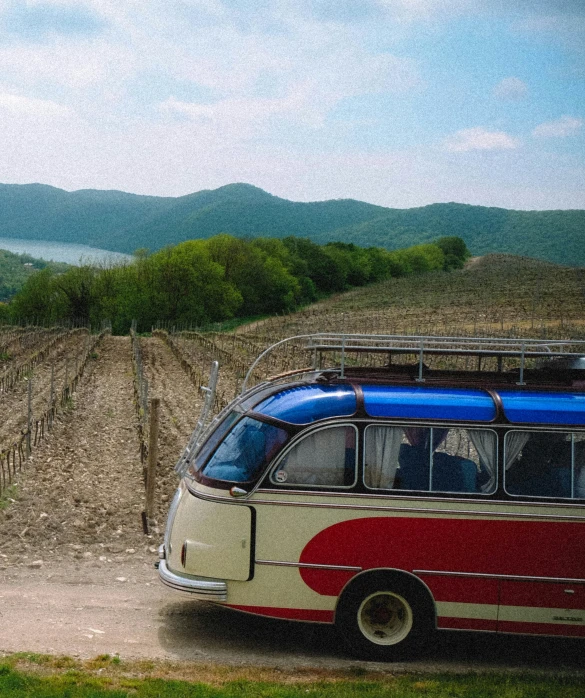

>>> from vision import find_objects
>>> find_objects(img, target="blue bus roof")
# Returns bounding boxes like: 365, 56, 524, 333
362, 385, 496, 422
254, 382, 585, 426
254, 384, 357, 424
499, 390, 585, 425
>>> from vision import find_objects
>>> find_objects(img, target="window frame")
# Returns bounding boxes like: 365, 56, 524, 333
267, 422, 359, 491
362, 422, 498, 496
503, 428, 584, 501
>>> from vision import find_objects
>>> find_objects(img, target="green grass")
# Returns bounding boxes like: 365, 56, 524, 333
0, 485, 18, 510
0, 659, 583, 698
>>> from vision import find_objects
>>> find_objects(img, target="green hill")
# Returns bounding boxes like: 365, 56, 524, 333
0, 182, 583, 266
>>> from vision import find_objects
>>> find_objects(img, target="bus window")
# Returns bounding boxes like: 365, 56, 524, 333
192, 411, 240, 472
434, 428, 496, 494
375, 426, 496, 494
364, 425, 403, 489
576, 434, 585, 498
270, 425, 357, 488
504, 431, 585, 499
202, 417, 288, 484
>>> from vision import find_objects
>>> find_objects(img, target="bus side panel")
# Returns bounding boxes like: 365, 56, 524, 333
416, 574, 498, 631
298, 515, 585, 636
498, 581, 585, 636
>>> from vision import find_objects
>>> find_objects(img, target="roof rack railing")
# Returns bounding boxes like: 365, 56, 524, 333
242, 333, 585, 391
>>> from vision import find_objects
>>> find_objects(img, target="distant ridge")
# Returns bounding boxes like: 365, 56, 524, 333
0, 182, 583, 266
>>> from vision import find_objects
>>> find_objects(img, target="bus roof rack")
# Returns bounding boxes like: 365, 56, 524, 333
242, 333, 585, 391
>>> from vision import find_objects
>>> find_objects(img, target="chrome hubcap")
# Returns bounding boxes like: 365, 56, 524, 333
357, 591, 413, 645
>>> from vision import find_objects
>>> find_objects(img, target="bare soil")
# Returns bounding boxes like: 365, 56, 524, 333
0, 335, 583, 673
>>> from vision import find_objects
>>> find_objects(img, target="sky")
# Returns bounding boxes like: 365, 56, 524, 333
0, 0, 583, 210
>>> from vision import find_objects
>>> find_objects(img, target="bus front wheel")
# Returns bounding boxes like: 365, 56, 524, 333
335, 572, 434, 661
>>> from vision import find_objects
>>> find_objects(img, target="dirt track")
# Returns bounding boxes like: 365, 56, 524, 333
0, 335, 583, 673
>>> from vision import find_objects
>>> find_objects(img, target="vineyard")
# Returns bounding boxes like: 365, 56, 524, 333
0, 253, 584, 573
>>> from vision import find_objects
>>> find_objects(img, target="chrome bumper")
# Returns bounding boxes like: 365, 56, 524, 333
158, 559, 228, 601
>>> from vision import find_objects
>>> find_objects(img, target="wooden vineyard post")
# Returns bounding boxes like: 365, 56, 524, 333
26, 376, 32, 458
49, 364, 55, 429
143, 397, 160, 534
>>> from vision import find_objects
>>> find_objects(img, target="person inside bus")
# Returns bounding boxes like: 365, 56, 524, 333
397, 427, 479, 493
505, 432, 571, 498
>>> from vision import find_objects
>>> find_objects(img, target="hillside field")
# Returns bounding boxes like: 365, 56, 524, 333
1, 253, 584, 558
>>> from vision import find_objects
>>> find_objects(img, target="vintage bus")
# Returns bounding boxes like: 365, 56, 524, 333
158, 334, 585, 660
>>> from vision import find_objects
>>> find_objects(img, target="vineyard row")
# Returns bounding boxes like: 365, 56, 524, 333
0, 330, 108, 497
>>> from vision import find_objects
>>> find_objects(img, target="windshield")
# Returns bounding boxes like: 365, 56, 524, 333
192, 411, 240, 473
201, 417, 289, 484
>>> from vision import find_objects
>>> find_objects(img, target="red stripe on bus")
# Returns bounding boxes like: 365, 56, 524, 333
299, 517, 585, 597
226, 605, 334, 623
417, 574, 499, 605
437, 617, 497, 631
497, 620, 585, 637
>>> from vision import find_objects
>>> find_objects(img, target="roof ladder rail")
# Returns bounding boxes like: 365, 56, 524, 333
517, 342, 526, 386
416, 338, 425, 383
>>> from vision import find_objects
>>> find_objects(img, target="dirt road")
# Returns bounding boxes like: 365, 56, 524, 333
1, 559, 584, 674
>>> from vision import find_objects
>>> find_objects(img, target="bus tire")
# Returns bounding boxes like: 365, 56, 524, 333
335, 572, 434, 661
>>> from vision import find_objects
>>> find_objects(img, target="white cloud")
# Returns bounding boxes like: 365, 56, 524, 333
374, 0, 472, 21
159, 83, 326, 138
442, 127, 521, 152
532, 115, 583, 138
0, 91, 73, 119
493, 77, 528, 100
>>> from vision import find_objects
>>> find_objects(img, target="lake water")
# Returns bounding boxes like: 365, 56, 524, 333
0, 237, 132, 266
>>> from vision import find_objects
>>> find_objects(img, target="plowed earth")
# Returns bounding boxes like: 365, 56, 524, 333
0, 335, 582, 673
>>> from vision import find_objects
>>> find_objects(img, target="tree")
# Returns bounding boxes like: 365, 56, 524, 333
56, 266, 96, 321
435, 237, 470, 270
9, 267, 63, 323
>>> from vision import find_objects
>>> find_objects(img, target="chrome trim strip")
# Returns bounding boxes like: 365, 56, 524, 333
189, 487, 585, 522
255, 559, 362, 572
257, 487, 585, 509
414, 569, 585, 584
158, 560, 228, 600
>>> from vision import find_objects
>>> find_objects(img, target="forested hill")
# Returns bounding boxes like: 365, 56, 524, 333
0, 182, 583, 266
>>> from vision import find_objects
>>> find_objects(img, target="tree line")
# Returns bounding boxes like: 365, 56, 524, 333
1, 235, 469, 334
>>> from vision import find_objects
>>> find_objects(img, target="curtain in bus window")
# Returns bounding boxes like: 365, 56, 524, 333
576, 466, 585, 498
504, 432, 530, 470
364, 426, 402, 489
574, 435, 585, 498
273, 426, 353, 487
469, 430, 497, 493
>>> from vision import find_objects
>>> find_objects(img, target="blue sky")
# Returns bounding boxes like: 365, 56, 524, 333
0, 0, 583, 210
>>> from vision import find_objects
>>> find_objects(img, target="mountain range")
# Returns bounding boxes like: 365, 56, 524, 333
0, 182, 583, 266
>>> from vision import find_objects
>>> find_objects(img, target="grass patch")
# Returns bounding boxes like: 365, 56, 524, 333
0, 656, 583, 698
0, 485, 18, 510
